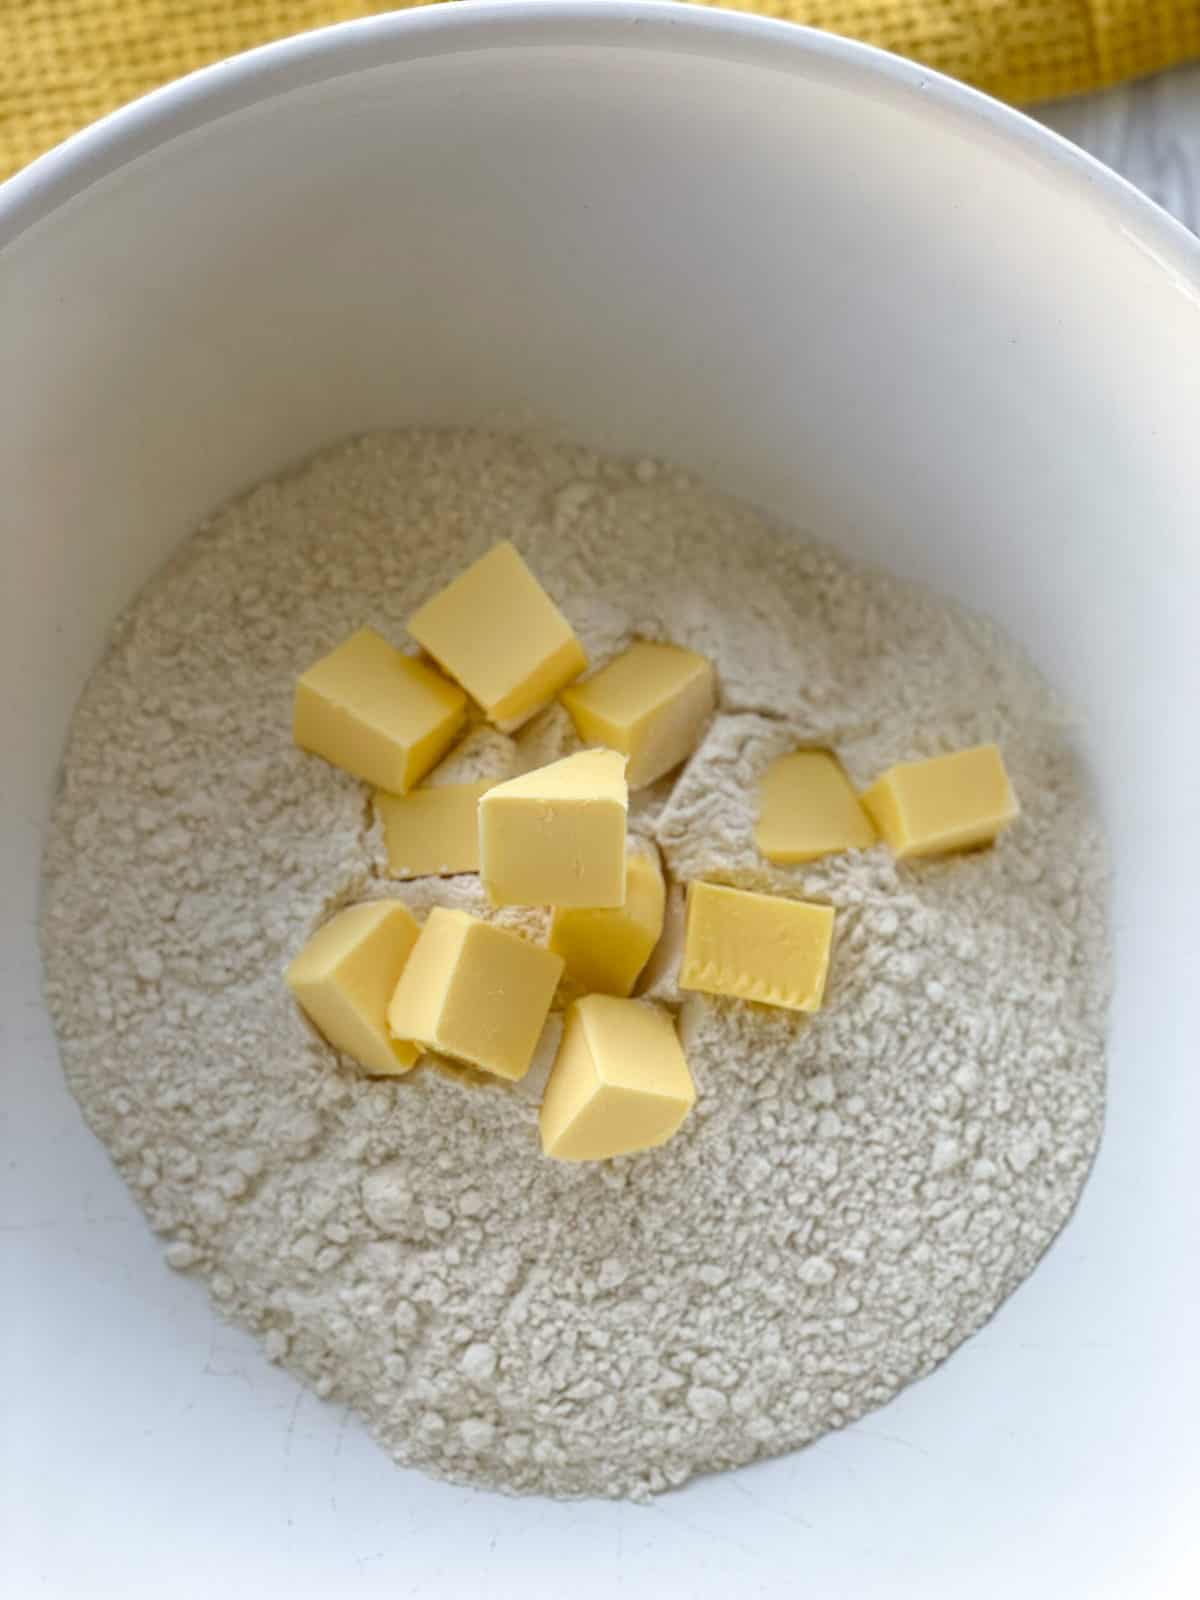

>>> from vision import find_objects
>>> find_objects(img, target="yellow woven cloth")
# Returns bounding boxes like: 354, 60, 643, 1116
3, 1, 1199, 180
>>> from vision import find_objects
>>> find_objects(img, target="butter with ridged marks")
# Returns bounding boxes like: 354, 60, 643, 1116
679, 881, 834, 1013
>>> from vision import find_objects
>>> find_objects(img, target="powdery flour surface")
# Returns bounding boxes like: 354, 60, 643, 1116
40, 430, 1110, 1501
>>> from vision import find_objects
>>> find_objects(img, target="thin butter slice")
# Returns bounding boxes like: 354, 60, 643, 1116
754, 749, 876, 863
375, 781, 493, 878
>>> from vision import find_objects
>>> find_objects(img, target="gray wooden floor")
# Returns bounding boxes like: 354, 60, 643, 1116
1036, 61, 1200, 234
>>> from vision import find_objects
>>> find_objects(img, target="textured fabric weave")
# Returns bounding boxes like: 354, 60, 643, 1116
2, 1, 1199, 179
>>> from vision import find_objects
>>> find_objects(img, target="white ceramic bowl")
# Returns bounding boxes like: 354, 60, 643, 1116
3, 6, 1198, 1595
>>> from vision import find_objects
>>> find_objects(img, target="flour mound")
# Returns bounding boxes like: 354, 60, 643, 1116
40, 429, 1109, 1500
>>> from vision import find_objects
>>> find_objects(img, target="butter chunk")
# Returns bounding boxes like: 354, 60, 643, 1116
479, 749, 628, 908
862, 743, 1019, 860
286, 902, 422, 1075
407, 541, 586, 730
561, 641, 716, 788
375, 781, 492, 879
679, 881, 834, 1013
549, 843, 666, 997
540, 995, 696, 1161
754, 749, 877, 864
294, 627, 466, 793
386, 907, 562, 1080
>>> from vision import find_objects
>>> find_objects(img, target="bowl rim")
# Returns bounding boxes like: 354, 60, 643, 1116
2, 0, 1199, 290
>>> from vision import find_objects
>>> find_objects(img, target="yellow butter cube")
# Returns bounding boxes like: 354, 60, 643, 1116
386, 907, 563, 1080
679, 881, 834, 1013
561, 641, 716, 789
293, 627, 466, 794
407, 542, 586, 731
375, 781, 492, 879
549, 844, 665, 997
862, 743, 1019, 860
754, 749, 877, 864
286, 901, 422, 1075
539, 995, 696, 1162
479, 748, 628, 909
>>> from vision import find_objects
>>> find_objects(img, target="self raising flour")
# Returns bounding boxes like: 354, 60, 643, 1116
40, 429, 1109, 1500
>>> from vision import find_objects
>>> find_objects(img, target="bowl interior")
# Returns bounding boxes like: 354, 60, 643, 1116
2, 9, 1198, 1595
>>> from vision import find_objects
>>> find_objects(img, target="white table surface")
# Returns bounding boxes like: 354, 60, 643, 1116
1036, 62, 1200, 234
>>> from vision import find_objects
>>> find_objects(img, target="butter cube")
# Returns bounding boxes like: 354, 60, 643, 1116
862, 743, 1019, 860
294, 627, 466, 793
479, 749, 628, 908
374, 781, 492, 879
286, 901, 422, 1075
679, 881, 834, 1013
549, 844, 666, 997
754, 749, 877, 864
386, 907, 563, 1080
561, 641, 716, 789
407, 542, 586, 730
539, 995, 696, 1161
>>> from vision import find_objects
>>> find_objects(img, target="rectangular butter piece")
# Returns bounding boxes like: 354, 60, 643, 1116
539, 995, 695, 1161
561, 641, 716, 788
386, 907, 563, 1080
549, 843, 665, 997
375, 781, 492, 879
861, 743, 1019, 859
407, 541, 586, 730
479, 748, 628, 908
293, 627, 466, 794
286, 901, 422, 1075
679, 880, 834, 1013
754, 749, 877, 864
